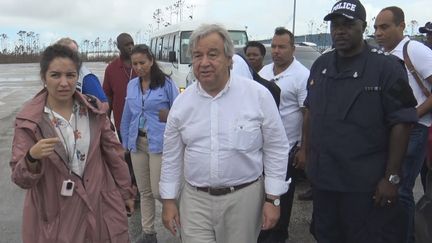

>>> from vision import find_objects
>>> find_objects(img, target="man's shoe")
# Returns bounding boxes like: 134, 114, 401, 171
297, 188, 313, 201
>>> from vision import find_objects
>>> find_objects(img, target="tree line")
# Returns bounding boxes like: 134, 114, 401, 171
0, 1, 196, 64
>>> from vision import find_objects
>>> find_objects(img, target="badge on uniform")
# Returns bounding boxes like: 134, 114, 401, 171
310, 79, 315, 86
364, 86, 381, 92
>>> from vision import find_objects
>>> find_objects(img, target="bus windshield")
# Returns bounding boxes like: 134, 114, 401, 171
180, 30, 248, 64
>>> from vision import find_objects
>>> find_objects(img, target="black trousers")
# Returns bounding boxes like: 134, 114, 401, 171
420, 159, 428, 192
117, 130, 136, 186
258, 144, 300, 241
311, 188, 408, 243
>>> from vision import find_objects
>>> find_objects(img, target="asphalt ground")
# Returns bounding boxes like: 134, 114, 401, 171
0, 62, 423, 243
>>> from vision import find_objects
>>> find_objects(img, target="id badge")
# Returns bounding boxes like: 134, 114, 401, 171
139, 116, 146, 129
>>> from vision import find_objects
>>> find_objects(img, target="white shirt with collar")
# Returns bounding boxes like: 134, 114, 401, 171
259, 58, 309, 145
44, 102, 90, 177
390, 36, 432, 127
159, 74, 290, 199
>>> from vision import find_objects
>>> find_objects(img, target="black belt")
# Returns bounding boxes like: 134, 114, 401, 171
138, 130, 147, 137
195, 178, 259, 196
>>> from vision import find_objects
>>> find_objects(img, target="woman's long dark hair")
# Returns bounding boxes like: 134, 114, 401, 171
131, 44, 169, 89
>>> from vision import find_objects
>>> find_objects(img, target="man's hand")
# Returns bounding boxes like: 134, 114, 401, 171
159, 109, 169, 123
261, 200, 280, 230
293, 147, 306, 170
374, 178, 398, 207
162, 199, 181, 236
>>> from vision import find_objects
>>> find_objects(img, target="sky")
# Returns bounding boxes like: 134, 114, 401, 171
0, 0, 430, 50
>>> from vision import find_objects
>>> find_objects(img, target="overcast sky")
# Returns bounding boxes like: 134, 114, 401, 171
0, 0, 430, 49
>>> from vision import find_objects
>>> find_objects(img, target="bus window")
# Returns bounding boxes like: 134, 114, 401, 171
157, 37, 163, 60
162, 35, 169, 61
151, 38, 158, 58
166, 33, 177, 62
173, 33, 179, 62
150, 39, 154, 53
180, 31, 192, 64
229, 31, 248, 47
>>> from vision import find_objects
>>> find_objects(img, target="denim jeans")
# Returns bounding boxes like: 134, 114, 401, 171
399, 123, 429, 243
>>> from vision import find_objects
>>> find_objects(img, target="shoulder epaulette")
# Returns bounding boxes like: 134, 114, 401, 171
370, 48, 390, 56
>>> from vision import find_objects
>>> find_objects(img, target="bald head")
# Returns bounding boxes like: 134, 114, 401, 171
116, 33, 134, 59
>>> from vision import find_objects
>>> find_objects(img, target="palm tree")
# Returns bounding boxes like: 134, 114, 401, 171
0, 33, 8, 54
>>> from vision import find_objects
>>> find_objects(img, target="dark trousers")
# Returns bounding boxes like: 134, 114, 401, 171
421, 160, 428, 193
258, 144, 300, 242
117, 130, 136, 186
311, 188, 408, 243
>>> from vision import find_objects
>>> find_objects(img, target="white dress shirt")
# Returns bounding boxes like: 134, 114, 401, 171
259, 59, 309, 145
160, 74, 290, 199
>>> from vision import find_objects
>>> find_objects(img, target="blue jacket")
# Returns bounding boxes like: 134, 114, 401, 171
120, 77, 179, 153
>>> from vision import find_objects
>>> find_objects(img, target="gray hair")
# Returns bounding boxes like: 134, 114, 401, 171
189, 24, 234, 58
56, 37, 78, 48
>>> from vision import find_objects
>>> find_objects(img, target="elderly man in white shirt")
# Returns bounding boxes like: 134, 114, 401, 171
160, 24, 290, 243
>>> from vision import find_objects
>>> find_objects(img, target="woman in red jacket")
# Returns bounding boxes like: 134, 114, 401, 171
10, 44, 135, 243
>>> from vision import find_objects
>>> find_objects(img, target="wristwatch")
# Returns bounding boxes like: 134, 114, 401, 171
265, 197, 281, 207
388, 174, 400, 185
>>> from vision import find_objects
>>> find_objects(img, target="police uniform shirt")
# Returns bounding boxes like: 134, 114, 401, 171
304, 44, 418, 192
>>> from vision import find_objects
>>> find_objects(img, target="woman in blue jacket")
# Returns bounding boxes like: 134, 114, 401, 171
120, 44, 179, 243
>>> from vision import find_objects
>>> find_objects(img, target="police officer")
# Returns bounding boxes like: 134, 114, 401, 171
296, 0, 418, 242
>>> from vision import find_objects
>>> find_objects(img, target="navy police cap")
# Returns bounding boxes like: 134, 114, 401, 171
324, 0, 366, 22
419, 22, 432, 34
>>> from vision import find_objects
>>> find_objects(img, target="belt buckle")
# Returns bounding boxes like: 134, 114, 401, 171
208, 186, 235, 196
208, 187, 226, 196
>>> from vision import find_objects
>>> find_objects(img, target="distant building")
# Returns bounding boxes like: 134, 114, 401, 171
256, 33, 427, 53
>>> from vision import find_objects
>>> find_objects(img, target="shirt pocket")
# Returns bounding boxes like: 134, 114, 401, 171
231, 120, 262, 151
340, 86, 383, 128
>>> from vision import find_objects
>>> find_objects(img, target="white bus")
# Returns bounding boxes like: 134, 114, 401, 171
149, 22, 248, 91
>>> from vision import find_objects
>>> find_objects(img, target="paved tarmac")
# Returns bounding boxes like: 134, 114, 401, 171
0, 62, 424, 243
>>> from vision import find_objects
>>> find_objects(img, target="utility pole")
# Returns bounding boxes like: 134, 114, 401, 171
292, 0, 296, 35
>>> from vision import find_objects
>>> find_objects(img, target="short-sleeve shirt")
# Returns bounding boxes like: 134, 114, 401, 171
259, 59, 309, 145
102, 57, 137, 131
389, 37, 432, 127
304, 44, 418, 192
